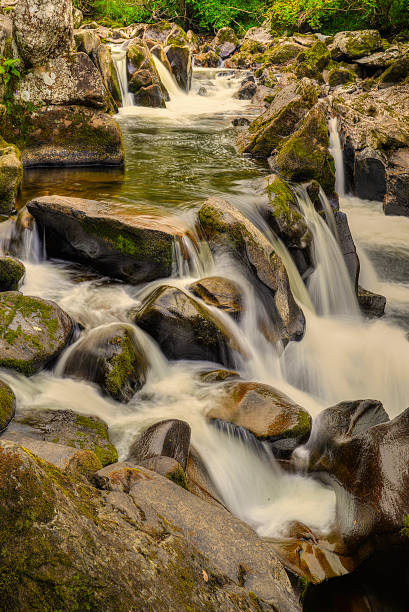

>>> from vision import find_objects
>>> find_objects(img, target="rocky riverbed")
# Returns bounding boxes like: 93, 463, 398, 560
0, 1, 409, 610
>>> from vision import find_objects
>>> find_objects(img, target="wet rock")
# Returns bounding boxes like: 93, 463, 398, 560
238, 78, 318, 157
357, 286, 386, 318
258, 174, 310, 249
62, 324, 148, 402
137, 455, 188, 490
198, 86, 207, 97
0, 138, 23, 214
92, 43, 122, 107
5, 105, 124, 168
198, 197, 305, 345
0, 257, 25, 291
8, 408, 118, 467
199, 369, 240, 383
234, 80, 257, 100
208, 381, 312, 458
298, 399, 409, 556
27, 196, 178, 283
272, 104, 336, 196
134, 285, 242, 368
127, 38, 166, 107
232, 116, 250, 126
15, 53, 109, 110
165, 44, 192, 92
333, 210, 360, 289
186, 445, 225, 507
384, 148, 409, 216
188, 276, 243, 321
128, 68, 153, 93
13, 0, 74, 67
0, 379, 15, 433
133, 83, 165, 107
328, 30, 383, 61
354, 148, 386, 201
128, 419, 191, 472
0, 291, 73, 376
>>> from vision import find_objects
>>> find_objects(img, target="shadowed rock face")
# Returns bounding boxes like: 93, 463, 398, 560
188, 276, 244, 321
128, 419, 191, 471
27, 196, 179, 283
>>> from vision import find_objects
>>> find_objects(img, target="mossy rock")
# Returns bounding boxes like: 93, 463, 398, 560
0, 140, 23, 214
62, 323, 148, 403
328, 66, 356, 87
0, 256, 25, 291
329, 30, 383, 61
296, 41, 330, 80
379, 56, 409, 85
188, 276, 244, 321
273, 105, 336, 196
0, 291, 74, 376
0, 379, 15, 432
262, 41, 305, 65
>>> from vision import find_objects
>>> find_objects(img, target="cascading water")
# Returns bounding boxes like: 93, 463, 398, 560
328, 116, 345, 197
152, 55, 183, 98
110, 44, 135, 107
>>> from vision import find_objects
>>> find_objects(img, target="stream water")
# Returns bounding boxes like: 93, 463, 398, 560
3, 61, 409, 543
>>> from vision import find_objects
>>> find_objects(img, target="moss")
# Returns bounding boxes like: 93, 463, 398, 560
265, 175, 301, 226
74, 415, 118, 467
281, 409, 312, 440
379, 57, 409, 85
328, 66, 356, 87
343, 31, 382, 59
0, 256, 25, 290
0, 380, 14, 431
296, 41, 330, 80
401, 514, 409, 538
105, 333, 133, 400
261, 42, 302, 66
166, 464, 189, 491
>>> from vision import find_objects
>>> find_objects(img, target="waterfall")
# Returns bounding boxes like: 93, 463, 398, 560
152, 55, 183, 99
110, 44, 135, 107
329, 117, 346, 197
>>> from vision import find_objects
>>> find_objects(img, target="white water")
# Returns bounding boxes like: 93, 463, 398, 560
110, 44, 135, 107
152, 54, 182, 98
329, 116, 345, 197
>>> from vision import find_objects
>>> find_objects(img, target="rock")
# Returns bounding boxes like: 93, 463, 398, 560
195, 49, 220, 68
384, 148, 409, 216
128, 419, 191, 472
258, 174, 310, 249
328, 66, 356, 87
295, 40, 330, 79
128, 68, 153, 93
137, 455, 188, 490
208, 381, 311, 457
272, 104, 336, 196
8, 408, 118, 466
165, 44, 192, 92
62, 324, 148, 402
264, 41, 306, 65
15, 53, 109, 110
0, 292, 73, 376
328, 30, 383, 61
238, 78, 318, 157
357, 286, 386, 318
0, 257, 25, 291
355, 45, 408, 71
0, 138, 23, 214
134, 285, 242, 368
232, 116, 250, 127
92, 44, 122, 107
354, 148, 386, 201
212, 27, 239, 59
333, 210, 360, 289
379, 56, 409, 86
127, 38, 166, 106
0, 15, 13, 57
13, 0, 73, 66
143, 21, 186, 46
199, 368, 240, 383
186, 445, 225, 506
74, 29, 100, 56
26, 195, 178, 283
73, 7, 83, 29
198, 197, 305, 345
188, 276, 243, 321
4, 105, 124, 167
198, 86, 207, 97
297, 400, 409, 556
0, 380, 15, 433
234, 80, 257, 100
244, 26, 275, 46
0, 435, 102, 479
133, 83, 165, 108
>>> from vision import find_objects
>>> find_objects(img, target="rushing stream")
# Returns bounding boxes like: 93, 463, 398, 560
4, 61, 409, 541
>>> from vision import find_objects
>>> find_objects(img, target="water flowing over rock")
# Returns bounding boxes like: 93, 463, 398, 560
27, 196, 178, 283
0, 379, 15, 433
127, 38, 166, 107
128, 419, 191, 471
198, 197, 305, 346
208, 381, 312, 458
0, 292, 73, 376
165, 44, 192, 92
62, 324, 148, 402
134, 285, 243, 368
188, 276, 243, 320
13, 0, 74, 67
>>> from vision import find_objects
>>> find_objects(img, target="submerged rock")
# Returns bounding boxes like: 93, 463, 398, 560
0, 138, 23, 214
188, 276, 243, 321
27, 196, 178, 283
208, 381, 312, 457
135, 285, 242, 368
0, 380, 15, 433
8, 408, 118, 467
62, 324, 148, 402
198, 197, 305, 346
0, 292, 73, 376
129, 419, 191, 471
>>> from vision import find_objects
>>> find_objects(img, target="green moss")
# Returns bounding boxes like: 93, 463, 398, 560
281, 409, 312, 440
401, 514, 409, 538
105, 333, 133, 400
0, 380, 14, 430
379, 57, 409, 85
0, 257, 25, 290
74, 415, 118, 467
265, 175, 302, 226
328, 66, 356, 87
261, 42, 302, 66
166, 465, 189, 491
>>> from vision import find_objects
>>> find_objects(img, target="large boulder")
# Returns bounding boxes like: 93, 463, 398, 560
26, 195, 178, 283
15, 53, 109, 110
4, 105, 124, 167
0, 292, 73, 376
134, 285, 243, 368
127, 38, 166, 107
0, 139, 23, 214
198, 197, 305, 345
62, 324, 148, 402
13, 0, 74, 67
0, 380, 15, 433
6, 408, 117, 467
128, 419, 191, 471
165, 44, 192, 92
0, 257, 25, 291
92, 44, 122, 107
208, 381, 312, 458
272, 104, 336, 196
384, 148, 409, 216
238, 78, 318, 157
212, 27, 239, 59
188, 276, 243, 321
328, 30, 383, 61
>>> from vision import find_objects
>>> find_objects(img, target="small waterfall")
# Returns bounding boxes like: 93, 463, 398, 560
329, 117, 345, 197
110, 44, 135, 107
294, 186, 359, 317
152, 55, 183, 99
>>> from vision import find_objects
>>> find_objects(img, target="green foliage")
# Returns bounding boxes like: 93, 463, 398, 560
0, 57, 20, 87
